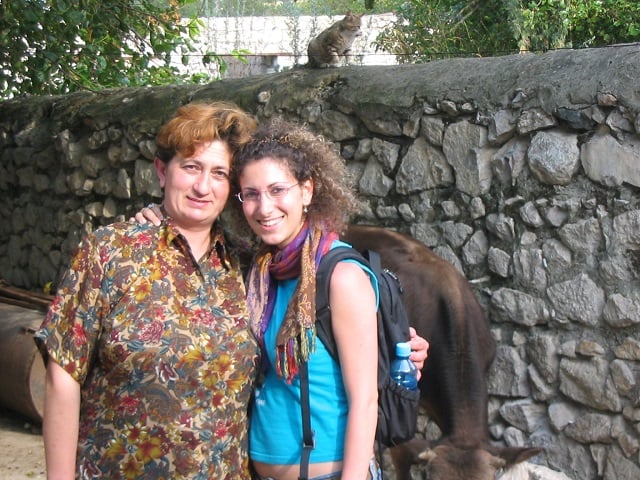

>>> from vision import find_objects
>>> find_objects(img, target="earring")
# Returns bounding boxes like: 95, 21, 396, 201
303, 205, 308, 213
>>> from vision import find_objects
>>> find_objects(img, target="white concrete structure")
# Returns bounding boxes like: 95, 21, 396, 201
181, 14, 398, 78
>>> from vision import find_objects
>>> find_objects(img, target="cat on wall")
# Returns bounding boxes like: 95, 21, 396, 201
307, 12, 364, 68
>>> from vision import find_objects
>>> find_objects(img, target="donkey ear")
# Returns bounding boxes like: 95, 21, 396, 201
488, 453, 507, 470
401, 437, 432, 462
490, 446, 544, 468
417, 448, 438, 463
415, 442, 446, 464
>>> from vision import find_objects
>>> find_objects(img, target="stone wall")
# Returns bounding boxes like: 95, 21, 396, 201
1, 44, 640, 479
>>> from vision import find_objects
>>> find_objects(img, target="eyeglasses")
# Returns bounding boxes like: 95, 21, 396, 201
235, 183, 300, 203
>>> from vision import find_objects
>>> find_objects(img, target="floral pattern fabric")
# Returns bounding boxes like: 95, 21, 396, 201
35, 220, 259, 480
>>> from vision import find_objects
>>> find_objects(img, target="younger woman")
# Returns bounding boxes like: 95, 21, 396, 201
234, 118, 380, 480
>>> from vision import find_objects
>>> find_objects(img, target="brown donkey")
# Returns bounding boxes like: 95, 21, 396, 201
343, 225, 542, 480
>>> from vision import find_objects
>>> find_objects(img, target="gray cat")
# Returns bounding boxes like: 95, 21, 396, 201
307, 12, 363, 68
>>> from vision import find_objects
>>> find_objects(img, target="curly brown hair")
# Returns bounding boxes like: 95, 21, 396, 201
232, 117, 357, 234
155, 101, 257, 164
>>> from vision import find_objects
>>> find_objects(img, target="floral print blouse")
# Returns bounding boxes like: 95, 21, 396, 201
35, 219, 259, 480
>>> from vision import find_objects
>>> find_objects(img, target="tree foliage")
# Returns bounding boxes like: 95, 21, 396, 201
375, 0, 640, 63
0, 0, 213, 98
568, 0, 640, 47
375, 0, 517, 61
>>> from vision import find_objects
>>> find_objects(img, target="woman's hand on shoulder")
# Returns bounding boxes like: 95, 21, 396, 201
129, 203, 163, 226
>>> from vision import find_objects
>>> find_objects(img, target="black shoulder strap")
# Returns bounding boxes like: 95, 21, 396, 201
299, 361, 314, 480
364, 249, 382, 272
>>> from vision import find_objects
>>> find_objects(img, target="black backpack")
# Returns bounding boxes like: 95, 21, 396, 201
298, 246, 420, 479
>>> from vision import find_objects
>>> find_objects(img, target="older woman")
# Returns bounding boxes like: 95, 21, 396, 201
36, 102, 260, 479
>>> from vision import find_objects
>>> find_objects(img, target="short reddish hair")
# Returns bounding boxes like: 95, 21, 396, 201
155, 102, 257, 163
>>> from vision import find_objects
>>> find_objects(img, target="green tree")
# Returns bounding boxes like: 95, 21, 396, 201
375, 0, 640, 62
509, 0, 571, 51
508, 0, 640, 49
568, 0, 640, 47
0, 0, 215, 98
376, 0, 518, 62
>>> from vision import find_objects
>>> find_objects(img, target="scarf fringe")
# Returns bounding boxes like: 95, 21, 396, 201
276, 325, 317, 383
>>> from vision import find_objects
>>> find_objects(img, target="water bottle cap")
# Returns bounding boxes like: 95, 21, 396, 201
395, 341, 411, 357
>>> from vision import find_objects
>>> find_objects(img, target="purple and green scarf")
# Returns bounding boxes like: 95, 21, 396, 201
246, 221, 338, 383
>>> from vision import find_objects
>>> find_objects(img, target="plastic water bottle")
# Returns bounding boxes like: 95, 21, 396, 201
390, 341, 418, 391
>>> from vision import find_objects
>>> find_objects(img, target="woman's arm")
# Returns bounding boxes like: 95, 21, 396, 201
329, 261, 379, 480
43, 361, 81, 480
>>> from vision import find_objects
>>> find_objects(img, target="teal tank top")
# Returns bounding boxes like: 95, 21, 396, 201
249, 241, 379, 464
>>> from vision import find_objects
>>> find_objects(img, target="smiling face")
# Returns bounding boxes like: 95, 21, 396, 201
154, 140, 232, 234
238, 157, 313, 249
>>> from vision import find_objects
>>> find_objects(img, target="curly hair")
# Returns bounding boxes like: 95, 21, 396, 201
155, 102, 257, 164
232, 117, 357, 234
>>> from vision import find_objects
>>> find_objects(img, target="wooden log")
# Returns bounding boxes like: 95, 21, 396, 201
0, 303, 46, 423
0, 281, 53, 313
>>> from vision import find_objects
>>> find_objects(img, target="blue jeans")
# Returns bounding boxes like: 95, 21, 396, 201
258, 457, 382, 480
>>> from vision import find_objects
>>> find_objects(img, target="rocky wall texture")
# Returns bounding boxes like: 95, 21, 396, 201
1, 44, 639, 479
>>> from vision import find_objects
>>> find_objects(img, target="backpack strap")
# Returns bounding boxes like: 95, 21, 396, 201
364, 249, 382, 273
299, 361, 314, 480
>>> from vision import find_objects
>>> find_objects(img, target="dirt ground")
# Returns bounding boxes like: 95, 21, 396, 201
0, 406, 45, 479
